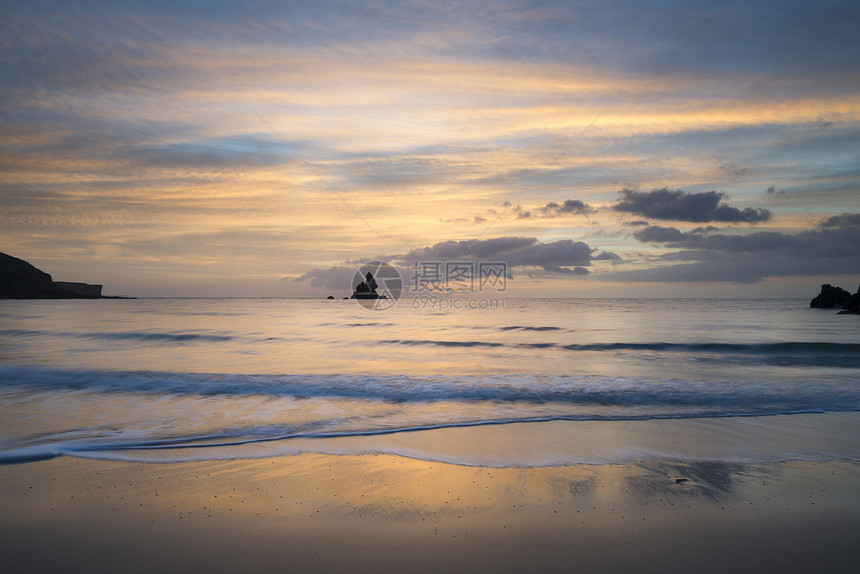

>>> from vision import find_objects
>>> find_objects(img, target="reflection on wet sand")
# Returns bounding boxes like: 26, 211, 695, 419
1, 454, 858, 573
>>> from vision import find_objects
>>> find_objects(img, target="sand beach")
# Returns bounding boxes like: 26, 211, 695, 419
2, 452, 858, 573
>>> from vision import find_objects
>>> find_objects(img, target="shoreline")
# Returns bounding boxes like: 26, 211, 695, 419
2, 453, 858, 573
6, 412, 856, 467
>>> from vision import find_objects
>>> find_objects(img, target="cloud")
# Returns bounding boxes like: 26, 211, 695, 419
439, 216, 487, 224
820, 212, 860, 229
817, 114, 835, 128
766, 186, 787, 195
544, 265, 590, 275
392, 236, 616, 273
618, 213, 860, 283
512, 199, 593, 220
394, 236, 535, 261
296, 236, 622, 286
635, 227, 800, 252
514, 205, 532, 219
633, 225, 686, 243
613, 188, 771, 223
538, 199, 593, 217
633, 215, 859, 255
293, 266, 356, 290
632, 225, 721, 244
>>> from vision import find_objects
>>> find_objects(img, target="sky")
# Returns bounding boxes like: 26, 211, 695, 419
1, 0, 858, 298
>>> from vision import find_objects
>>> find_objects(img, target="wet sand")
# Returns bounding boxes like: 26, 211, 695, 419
1, 454, 858, 573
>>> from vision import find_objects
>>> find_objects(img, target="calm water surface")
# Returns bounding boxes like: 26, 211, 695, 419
1, 298, 858, 465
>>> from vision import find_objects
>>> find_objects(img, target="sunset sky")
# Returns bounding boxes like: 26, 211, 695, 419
2, 0, 858, 298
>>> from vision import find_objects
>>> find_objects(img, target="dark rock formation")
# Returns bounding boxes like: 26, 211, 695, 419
53, 281, 103, 297
810, 284, 852, 308
351, 271, 387, 300
837, 284, 860, 315
326, 295, 335, 299
1, 252, 105, 299
1, 252, 72, 298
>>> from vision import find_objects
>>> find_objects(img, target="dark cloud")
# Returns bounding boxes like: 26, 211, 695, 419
505, 239, 593, 269
638, 211, 860, 255
393, 236, 620, 275
613, 188, 771, 223
510, 199, 593, 220
624, 220, 650, 227
633, 225, 686, 243
635, 227, 800, 252
691, 226, 720, 234
618, 213, 860, 283
766, 186, 787, 195
297, 236, 621, 285
594, 251, 622, 262
396, 236, 536, 261
820, 212, 860, 229
634, 225, 723, 243
544, 265, 590, 275
538, 199, 593, 217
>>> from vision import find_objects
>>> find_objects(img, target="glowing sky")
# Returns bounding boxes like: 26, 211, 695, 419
2, 0, 858, 297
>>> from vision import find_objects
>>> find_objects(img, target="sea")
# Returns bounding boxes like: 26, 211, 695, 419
1, 297, 859, 467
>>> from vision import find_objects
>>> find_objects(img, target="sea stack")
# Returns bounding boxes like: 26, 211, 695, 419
809, 284, 852, 308
351, 271, 383, 299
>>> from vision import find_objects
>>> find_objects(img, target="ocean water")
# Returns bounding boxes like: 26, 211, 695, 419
1, 297, 858, 466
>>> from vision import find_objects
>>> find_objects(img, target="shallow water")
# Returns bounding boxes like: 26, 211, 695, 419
1, 297, 858, 465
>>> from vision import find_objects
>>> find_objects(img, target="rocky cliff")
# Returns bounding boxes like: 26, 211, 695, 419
0, 252, 103, 299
